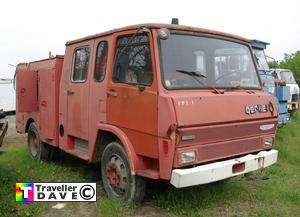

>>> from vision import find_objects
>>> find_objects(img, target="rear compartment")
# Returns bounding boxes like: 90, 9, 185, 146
16, 56, 64, 146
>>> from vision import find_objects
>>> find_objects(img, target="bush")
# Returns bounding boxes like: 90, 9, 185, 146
279, 51, 300, 85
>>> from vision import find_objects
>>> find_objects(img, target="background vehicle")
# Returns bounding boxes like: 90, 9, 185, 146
16, 24, 279, 202
0, 109, 8, 147
0, 78, 16, 113
275, 80, 291, 125
0, 78, 15, 146
272, 68, 299, 111
251, 39, 290, 125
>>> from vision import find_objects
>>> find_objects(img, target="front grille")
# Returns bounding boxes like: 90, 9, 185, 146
292, 94, 299, 102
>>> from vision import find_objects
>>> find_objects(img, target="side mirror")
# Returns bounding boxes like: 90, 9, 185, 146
138, 84, 146, 92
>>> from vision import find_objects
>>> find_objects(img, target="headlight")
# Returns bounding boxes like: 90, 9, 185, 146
260, 124, 275, 131
180, 151, 196, 164
264, 137, 274, 148
181, 134, 196, 141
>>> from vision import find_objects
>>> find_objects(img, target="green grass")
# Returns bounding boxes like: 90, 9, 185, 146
0, 145, 99, 217
1, 112, 300, 217
96, 199, 132, 217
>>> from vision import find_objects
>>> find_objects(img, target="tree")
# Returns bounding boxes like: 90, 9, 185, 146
268, 60, 279, 69
279, 51, 300, 84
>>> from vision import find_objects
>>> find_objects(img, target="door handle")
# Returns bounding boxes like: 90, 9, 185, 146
67, 89, 75, 95
41, 100, 47, 107
107, 90, 118, 97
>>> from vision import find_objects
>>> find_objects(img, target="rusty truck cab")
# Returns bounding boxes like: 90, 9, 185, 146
17, 24, 278, 202
60, 24, 278, 201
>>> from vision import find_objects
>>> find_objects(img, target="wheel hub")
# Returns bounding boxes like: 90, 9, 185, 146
33, 138, 38, 148
106, 167, 119, 186
29, 132, 38, 157
105, 155, 128, 196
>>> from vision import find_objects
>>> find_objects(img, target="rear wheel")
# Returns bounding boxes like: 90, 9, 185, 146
101, 141, 146, 203
27, 123, 50, 160
49, 146, 60, 161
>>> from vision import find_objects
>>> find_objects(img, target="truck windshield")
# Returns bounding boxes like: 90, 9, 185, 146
159, 34, 261, 89
253, 49, 270, 71
280, 71, 296, 84
259, 73, 275, 87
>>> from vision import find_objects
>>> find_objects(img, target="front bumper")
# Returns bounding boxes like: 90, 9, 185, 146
170, 149, 278, 188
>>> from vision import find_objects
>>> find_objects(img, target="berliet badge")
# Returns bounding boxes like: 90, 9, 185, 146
245, 104, 268, 114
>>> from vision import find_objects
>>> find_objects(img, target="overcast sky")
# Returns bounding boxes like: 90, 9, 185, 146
1, 0, 299, 78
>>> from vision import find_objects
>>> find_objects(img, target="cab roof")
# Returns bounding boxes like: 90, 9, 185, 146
251, 39, 270, 50
271, 68, 293, 73
66, 23, 250, 45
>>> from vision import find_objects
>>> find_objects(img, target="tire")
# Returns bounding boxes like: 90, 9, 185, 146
27, 123, 50, 160
49, 146, 60, 161
101, 141, 146, 203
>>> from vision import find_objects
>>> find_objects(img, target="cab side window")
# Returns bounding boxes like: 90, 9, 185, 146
94, 41, 108, 82
72, 46, 90, 82
113, 34, 153, 86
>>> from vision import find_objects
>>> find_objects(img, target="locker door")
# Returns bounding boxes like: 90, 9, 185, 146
39, 69, 55, 140
16, 67, 38, 112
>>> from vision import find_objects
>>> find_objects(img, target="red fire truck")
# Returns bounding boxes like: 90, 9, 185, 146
16, 23, 279, 202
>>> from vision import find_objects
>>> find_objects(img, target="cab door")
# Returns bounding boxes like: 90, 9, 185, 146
66, 42, 94, 141
106, 32, 158, 158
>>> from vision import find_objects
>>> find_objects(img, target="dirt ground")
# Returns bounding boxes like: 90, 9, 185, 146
2, 115, 26, 146
2, 115, 168, 217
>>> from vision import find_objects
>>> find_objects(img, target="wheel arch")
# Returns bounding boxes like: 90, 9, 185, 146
91, 123, 139, 174
25, 118, 35, 133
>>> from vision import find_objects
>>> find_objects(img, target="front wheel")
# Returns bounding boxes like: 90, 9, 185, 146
101, 141, 146, 203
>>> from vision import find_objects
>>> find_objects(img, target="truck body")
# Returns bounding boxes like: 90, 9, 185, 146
251, 39, 290, 125
16, 24, 279, 202
272, 68, 299, 111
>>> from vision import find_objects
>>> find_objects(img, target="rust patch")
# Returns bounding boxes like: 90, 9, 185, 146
257, 157, 265, 168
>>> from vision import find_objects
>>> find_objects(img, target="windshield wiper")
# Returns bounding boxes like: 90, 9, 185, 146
176, 69, 206, 78
226, 85, 244, 90
176, 69, 226, 94
225, 85, 256, 94
175, 69, 207, 86
225, 85, 247, 92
